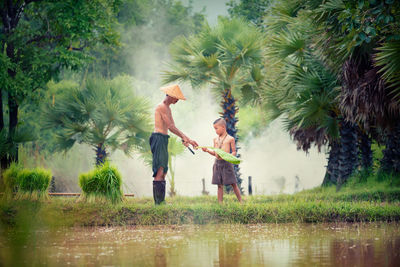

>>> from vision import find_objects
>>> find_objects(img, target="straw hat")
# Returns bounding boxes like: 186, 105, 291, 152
160, 84, 186, 100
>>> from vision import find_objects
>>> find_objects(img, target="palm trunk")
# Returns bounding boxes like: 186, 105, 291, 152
0, 89, 7, 171
358, 129, 373, 172
95, 143, 107, 166
0, 89, 3, 130
381, 121, 400, 175
220, 88, 243, 193
8, 94, 19, 165
336, 121, 358, 190
322, 141, 340, 186
3, 2, 21, 169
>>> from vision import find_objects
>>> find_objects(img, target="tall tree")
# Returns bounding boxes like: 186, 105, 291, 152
163, 18, 267, 192
0, 0, 120, 169
227, 0, 272, 27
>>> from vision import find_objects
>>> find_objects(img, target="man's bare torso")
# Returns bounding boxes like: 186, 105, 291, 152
154, 103, 171, 134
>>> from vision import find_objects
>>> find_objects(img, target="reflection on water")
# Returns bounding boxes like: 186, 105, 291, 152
1, 223, 399, 266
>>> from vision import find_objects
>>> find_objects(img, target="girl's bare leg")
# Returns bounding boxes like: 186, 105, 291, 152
218, 185, 223, 204
232, 184, 242, 203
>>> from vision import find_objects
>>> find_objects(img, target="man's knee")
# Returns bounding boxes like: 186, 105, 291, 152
154, 167, 164, 180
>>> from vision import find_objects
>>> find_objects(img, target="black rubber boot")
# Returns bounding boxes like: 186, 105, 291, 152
153, 181, 166, 205
153, 181, 158, 204
159, 180, 166, 204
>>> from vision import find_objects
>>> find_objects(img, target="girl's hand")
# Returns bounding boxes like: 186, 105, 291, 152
202, 147, 208, 152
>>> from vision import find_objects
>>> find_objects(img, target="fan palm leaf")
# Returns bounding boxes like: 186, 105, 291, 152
43, 75, 151, 165
375, 40, 400, 101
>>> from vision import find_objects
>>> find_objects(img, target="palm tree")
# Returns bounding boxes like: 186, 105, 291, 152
309, 0, 400, 176
261, 0, 345, 186
263, 55, 341, 185
43, 75, 151, 165
375, 40, 400, 174
163, 18, 267, 192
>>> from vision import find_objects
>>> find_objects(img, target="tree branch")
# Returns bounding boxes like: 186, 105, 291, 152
26, 34, 62, 45
70, 46, 86, 51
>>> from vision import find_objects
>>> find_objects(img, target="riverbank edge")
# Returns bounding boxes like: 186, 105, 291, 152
1, 195, 400, 227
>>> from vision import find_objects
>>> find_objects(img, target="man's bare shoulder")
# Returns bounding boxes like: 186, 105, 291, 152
228, 135, 235, 142
155, 103, 169, 112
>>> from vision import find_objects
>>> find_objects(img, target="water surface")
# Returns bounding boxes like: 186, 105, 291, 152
1, 223, 399, 266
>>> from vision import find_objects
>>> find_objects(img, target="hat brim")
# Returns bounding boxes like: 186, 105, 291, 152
160, 87, 186, 100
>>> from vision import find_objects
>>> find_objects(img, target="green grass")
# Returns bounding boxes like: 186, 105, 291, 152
1, 172, 399, 226
1, 195, 399, 226
1, 196, 399, 227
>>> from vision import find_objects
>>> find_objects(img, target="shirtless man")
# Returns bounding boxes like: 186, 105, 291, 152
149, 84, 198, 204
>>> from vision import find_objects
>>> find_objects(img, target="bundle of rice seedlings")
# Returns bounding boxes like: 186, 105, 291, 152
79, 161, 123, 203
15, 168, 52, 200
3, 162, 23, 199
198, 146, 242, 164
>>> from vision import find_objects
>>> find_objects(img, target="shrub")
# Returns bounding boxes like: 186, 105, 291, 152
79, 161, 123, 203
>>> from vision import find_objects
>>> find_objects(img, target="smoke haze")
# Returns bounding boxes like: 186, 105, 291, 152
112, 85, 327, 197
49, 0, 327, 196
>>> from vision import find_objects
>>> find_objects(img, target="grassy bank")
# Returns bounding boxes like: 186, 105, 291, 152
1, 174, 400, 226
1, 194, 399, 226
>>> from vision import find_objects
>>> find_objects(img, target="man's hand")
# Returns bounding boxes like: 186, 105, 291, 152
182, 136, 190, 145
182, 139, 189, 147
188, 139, 199, 148
201, 147, 208, 152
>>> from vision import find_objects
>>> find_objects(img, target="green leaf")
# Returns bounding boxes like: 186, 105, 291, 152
198, 146, 242, 164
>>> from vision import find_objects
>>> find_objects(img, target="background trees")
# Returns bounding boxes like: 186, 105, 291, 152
2, 0, 400, 194
309, 0, 400, 182
88, 0, 205, 79
229, 0, 400, 188
1, 0, 205, 173
0, 0, 120, 170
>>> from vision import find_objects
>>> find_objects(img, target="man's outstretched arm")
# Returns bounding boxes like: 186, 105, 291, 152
161, 108, 198, 147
